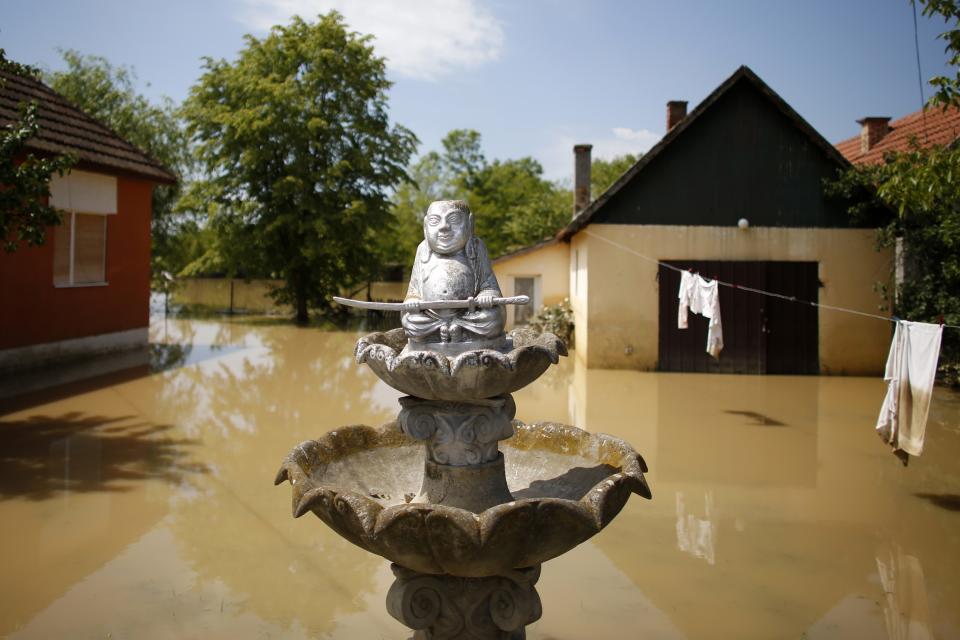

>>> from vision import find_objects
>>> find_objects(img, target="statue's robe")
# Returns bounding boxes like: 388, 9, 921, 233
401, 238, 505, 343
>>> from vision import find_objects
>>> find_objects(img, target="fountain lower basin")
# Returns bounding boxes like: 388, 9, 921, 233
275, 420, 651, 578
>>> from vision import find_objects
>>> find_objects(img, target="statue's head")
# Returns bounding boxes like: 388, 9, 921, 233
424, 200, 473, 255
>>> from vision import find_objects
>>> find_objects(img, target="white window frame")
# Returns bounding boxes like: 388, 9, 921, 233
512, 275, 542, 325
53, 211, 109, 288
49, 170, 115, 289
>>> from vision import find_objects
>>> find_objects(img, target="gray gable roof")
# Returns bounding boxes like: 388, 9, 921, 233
558, 65, 850, 240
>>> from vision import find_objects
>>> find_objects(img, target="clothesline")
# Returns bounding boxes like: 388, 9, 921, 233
582, 230, 960, 331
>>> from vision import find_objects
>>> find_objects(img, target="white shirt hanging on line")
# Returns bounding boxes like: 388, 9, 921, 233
678, 271, 696, 329
876, 320, 943, 463
677, 271, 724, 358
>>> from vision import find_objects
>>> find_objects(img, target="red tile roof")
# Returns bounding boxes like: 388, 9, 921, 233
0, 69, 177, 184
835, 105, 960, 165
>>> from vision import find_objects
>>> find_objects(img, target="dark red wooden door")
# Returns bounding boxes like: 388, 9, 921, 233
657, 261, 818, 374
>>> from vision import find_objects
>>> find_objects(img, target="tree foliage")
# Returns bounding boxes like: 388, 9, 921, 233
468, 156, 569, 257
827, 0, 960, 381
389, 129, 570, 261
828, 144, 960, 378
182, 12, 417, 323
390, 137, 645, 264
382, 150, 452, 264
591, 154, 637, 200
0, 49, 75, 251
45, 50, 190, 280
921, 0, 960, 108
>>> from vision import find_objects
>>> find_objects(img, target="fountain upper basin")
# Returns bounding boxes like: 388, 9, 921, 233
275, 421, 651, 577
354, 327, 567, 401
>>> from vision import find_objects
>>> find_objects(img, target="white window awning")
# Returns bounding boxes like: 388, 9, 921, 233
49, 170, 118, 215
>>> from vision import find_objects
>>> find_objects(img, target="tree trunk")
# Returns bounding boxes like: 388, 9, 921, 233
294, 272, 309, 325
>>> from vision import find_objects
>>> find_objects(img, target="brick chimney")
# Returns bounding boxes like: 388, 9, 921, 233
858, 117, 891, 153
667, 100, 688, 131
573, 144, 592, 216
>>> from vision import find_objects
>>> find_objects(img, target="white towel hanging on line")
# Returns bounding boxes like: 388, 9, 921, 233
876, 320, 943, 464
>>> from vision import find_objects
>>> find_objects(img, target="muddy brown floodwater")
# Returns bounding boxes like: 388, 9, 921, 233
1, 316, 959, 639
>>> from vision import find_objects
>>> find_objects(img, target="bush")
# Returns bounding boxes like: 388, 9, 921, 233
528, 299, 574, 347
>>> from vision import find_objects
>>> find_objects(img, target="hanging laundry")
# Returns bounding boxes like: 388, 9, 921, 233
876, 320, 943, 464
677, 272, 724, 358
677, 270, 696, 329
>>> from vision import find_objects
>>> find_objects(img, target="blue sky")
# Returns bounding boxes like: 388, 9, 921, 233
2, 0, 955, 181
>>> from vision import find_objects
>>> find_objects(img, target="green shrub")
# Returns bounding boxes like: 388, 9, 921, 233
528, 299, 574, 347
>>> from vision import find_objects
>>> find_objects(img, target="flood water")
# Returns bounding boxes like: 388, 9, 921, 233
1, 316, 959, 639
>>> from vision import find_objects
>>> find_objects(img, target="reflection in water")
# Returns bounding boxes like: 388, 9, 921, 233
0, 412, 206, 501
914, 492, 960, 512
877, 546, 933, 640
723, 409, 787, 426
0, 316, 959, 639
675, 491, 716, 565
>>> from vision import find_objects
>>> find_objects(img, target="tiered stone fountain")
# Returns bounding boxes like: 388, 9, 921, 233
276, 201, 651, 639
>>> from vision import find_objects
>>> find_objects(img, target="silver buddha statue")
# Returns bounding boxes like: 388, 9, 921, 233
401, 200, 505, 345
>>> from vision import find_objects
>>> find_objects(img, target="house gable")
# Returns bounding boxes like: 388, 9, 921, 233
592, 74, 854, 228
559, 67, 881, 241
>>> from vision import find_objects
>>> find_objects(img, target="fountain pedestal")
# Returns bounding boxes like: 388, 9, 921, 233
399, 395, 516, 512
387, 564, 542, 640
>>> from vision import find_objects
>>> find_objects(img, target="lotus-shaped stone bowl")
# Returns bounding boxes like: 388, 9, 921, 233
354, 328, 567, 401
275, 421, 651, 578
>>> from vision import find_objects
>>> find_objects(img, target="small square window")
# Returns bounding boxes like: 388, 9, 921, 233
514, 277, 536, 325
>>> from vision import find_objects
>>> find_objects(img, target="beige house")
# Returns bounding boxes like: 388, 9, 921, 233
497, 66, 892, 375
492, 239, 569, 330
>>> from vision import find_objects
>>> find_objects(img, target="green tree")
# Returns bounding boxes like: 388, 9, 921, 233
442, 129, 485, 188
383, 150, 449, 264
182, 12, 417, 323
0, 49, 75, 251
921, 0, 960, 107
591, 154, 638, 200
469, 156, 569, 257
826, 0, 960, 380
829, 144, 960, 379
45, 50, 189, 278
390, 129, 569, 260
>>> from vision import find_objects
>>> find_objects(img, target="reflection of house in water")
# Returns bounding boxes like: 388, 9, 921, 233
2, 318, 957, 638
511, 359, 954, 639
655, 372, 818, 488
675, 491, 716, 565
876, 546, 934, 640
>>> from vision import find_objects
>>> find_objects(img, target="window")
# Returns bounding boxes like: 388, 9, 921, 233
49, 170, 116, 287
570, 246, 586, 302
514, 276, 538, 325
53, 212, 107, 286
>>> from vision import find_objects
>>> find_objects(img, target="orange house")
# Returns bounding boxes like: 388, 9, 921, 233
0, 69, 176, 373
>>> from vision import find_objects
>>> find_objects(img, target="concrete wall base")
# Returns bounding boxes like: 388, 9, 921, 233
0, 327, 149, 375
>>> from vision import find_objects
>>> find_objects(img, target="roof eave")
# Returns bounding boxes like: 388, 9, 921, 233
23, 141, 178, 186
